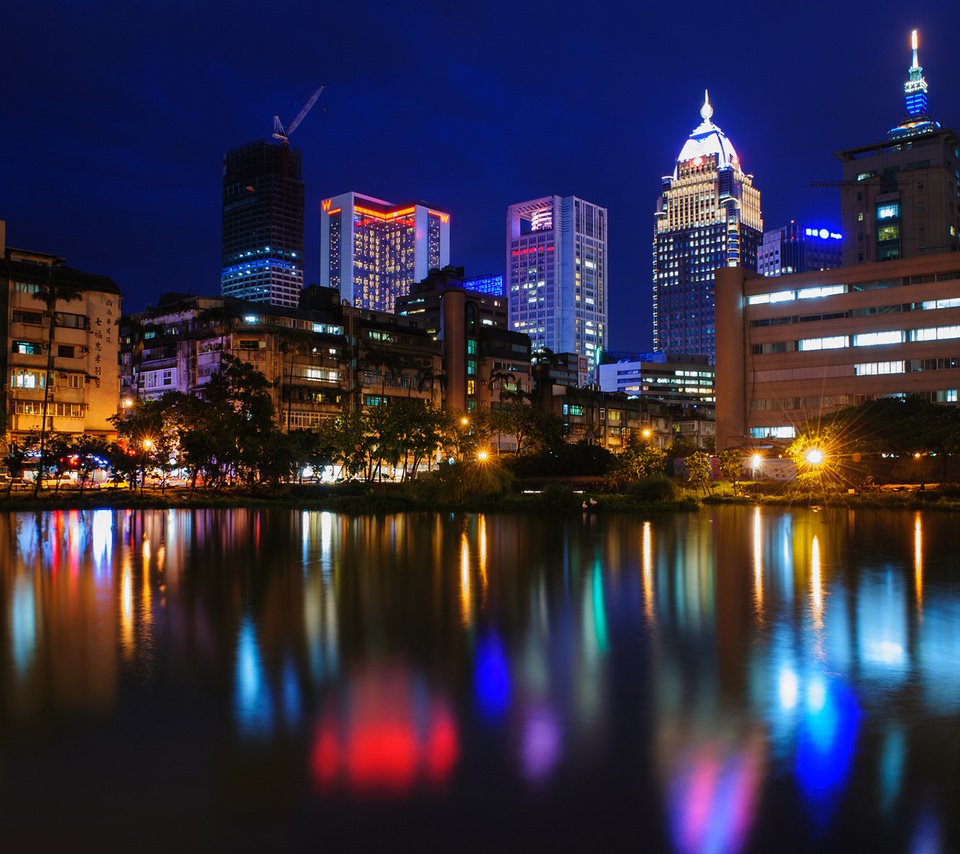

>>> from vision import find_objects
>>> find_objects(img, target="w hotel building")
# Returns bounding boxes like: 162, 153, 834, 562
716, 253, 960, 450
320, 192, 450, 313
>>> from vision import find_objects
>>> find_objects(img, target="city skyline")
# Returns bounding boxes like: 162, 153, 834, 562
3, 2, 959, 352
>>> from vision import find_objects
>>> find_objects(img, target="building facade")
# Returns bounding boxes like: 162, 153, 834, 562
598, 352, 715, 406
121, 291, 444, 430
758, 222, 843, 277
1, 233, 121, 448
715, 253, 960, 450
464, 274, 505, 297
506, 195, 608, 374
654, 92, 762, 362
837, 31, 960, 266
320, 192, 451, 313
221, 140, 305, 308
395, 267, 531, 413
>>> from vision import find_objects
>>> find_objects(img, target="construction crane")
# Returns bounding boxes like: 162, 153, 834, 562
272, 85, 326, 145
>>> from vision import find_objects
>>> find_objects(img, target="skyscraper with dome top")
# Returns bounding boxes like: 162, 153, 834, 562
653, 92, 762, 363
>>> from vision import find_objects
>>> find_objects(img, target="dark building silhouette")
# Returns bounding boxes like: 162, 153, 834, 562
221, 140, 304, 307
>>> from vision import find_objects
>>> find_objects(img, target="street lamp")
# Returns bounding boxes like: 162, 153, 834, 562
142, 438, 154, 452
477, 450, 489, 462
805, 448, 824, 466
641, 427, 652, 440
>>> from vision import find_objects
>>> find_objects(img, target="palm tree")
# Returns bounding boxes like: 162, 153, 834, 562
33, 267, 81, 496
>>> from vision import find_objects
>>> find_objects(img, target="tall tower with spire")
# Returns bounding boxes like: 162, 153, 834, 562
837, 30, 959, 264
653, 91, 762, 362
889, 29, 941, 139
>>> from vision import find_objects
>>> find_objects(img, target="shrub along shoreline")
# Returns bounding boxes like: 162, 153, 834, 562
2, 479, 959, 514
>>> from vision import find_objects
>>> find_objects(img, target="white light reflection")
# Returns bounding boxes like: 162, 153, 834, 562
460, 534, 472, 627
10, 574, 37, 678
753, 507, 764, 614
779, 668, 799, 711
320, 511, 333, 577
914, 512, 923, 611
91, 509, 113, 573
642, 521, 654, 623
811, 535, 823, 622
479, 514, 488, 598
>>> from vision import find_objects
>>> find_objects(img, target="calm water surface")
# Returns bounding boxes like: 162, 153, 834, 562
0, 507, 958, 851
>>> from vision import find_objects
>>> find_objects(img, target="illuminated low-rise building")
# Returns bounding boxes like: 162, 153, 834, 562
598, 352, 715, 406
1, 225, 121, 447
654, 92, 762, 362
320, 192, 451, 313
507, 195, 608, 375
715, 252, 960, 449
758, 222, 843, 277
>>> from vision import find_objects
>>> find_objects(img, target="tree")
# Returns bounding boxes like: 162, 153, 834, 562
494, 401, 559, 458
4, 441, 27, 496
201, 356, 279, 487
606, 433, 667, 489
72, 434, 112, 494
110, 396, 169, 491
683, 450, 713, 494
716, 449, 745, 493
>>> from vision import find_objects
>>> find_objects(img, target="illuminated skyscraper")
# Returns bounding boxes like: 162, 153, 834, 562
320, 192, 450, 312
507, 195, 608, 373
837, 30, 960, 265
654, 92, 762, 362
221, 140, 304, 307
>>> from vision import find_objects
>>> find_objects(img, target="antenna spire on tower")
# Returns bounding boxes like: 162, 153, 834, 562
701, 89, 714, 122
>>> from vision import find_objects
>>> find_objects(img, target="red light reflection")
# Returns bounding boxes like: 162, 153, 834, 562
311, 666, 458, 796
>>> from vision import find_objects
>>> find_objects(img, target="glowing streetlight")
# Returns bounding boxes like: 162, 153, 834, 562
142, 438, 154, 452
477, 450, 489, 462
460, 416, 470, 428
805, 448, 824, 466
751, 453, 762, 469
641, 427, 652, 440
122, 398, 134, 409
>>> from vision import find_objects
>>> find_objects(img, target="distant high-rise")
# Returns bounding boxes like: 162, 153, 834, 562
506, 195, 608, 373
221, 140, 304, 308
837, 30, 960, 265
320, 192, 450, 313
758, 222, 843, 277
654, 92, 762, 363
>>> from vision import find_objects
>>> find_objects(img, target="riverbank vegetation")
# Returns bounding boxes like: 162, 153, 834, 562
4, 361, 960, 513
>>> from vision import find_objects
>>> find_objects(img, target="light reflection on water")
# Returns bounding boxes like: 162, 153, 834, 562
0, 507, 958, 850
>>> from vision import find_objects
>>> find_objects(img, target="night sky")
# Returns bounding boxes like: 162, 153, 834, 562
4, 1, 959, 351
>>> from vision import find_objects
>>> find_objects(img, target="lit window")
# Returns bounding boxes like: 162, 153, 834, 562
853, 330, 904, 347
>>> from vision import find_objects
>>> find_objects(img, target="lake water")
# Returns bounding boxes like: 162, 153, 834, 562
0, 507, 957, 851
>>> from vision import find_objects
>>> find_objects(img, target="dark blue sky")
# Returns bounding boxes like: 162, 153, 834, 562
3, 1, 959, 351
